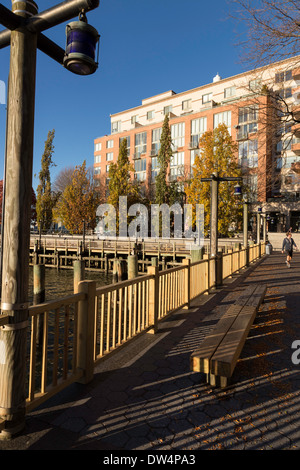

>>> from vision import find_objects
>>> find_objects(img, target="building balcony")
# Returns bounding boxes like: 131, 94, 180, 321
291, 161, 300, 173
236, 131, 248, 141
292, 122, 300, 139
188, 141, 198, 149
292, 104, 300, 122
291, 140, 300, 155
293, 68, 300, 80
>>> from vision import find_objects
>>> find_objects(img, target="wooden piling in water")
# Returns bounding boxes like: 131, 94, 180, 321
73, 260, 85, 293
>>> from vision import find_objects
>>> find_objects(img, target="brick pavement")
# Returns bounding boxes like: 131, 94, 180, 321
1, 251, 300, 451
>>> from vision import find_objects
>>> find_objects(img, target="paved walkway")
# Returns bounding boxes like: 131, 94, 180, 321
1, 251, 300, 452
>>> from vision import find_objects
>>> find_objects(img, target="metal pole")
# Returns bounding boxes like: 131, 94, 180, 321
257, 213, 261, 244
243, 202, 248, 248
0, 0, 38, 439
210, 174, 218, 258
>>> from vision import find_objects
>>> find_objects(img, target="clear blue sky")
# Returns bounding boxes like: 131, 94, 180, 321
0, 0, 248, 191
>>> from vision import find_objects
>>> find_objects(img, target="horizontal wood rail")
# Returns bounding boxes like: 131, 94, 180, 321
20, 242, 266, 413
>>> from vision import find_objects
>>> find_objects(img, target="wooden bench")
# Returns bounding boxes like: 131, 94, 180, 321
190, 284, 266, 388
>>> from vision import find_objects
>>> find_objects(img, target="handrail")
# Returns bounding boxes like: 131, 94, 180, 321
22, 242, 266, 414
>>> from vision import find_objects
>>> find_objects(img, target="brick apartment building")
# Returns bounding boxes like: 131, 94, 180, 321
94, 55, 300, 233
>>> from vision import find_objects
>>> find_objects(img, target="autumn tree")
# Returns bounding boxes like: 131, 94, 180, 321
107, 138, 140, 233
53, 160, 101, 234
36, 129, 57, 231
186, 123, 244, 237
155, 114, 174, 205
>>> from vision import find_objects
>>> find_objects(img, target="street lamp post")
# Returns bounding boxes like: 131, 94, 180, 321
201, 172, 242, 289
0, 0, 100, 439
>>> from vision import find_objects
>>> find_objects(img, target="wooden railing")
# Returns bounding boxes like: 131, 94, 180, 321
0, 242, 266, 417
25, 293, 86, 411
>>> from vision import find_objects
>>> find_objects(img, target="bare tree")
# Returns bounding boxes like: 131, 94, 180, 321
232, 0, 300, 67
52, 166, 75, 194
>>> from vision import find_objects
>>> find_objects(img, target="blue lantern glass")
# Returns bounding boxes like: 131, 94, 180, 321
64, 13, 100, 75
234, 183, 242, 196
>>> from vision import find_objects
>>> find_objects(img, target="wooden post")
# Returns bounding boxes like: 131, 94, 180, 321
191, 247, 203, 263
0, 0, 38, 439
147, 266, 159, 334
182, 259, 190, 309
216, 250, 223, 287
128, 254, 138, 279
73, 259, 85, 293
33, 264, 45, 346
76, 280, 96, 384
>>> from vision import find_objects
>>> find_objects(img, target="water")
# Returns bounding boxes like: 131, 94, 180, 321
28, 267, 113, 303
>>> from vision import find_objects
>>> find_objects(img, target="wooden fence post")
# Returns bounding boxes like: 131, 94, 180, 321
147, 266, 159, 334
182, 259, 190, 309
73, 260, 85, 294
76, 280, 96, 384
33, 264, 45, 346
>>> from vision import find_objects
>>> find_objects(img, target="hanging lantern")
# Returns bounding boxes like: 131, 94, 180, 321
234, 183, 242, 196
64, 11, 100, 75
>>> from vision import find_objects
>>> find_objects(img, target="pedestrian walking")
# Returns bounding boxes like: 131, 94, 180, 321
282, 231, 297, 267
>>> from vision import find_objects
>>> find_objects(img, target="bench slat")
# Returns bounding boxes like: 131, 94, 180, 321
190, 305, 244, 373
210, 305, 256, 378
190, 285, 258, 374
190, 283, 267, 387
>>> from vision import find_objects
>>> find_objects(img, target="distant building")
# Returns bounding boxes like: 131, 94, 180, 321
94, 55, 300, 233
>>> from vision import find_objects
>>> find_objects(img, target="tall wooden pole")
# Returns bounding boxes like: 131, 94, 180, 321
0, 1, 38, 438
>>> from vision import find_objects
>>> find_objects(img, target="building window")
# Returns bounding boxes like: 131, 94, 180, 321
151, 128, 162, 156
214, 111, 231, 133
244, 175, 257, 201
134, 158, 147, 181
94, 142, 102, 152
202, 93, 212, 104
106, 152, 113, 161
164, 105, 173, 115
277, 88, 292, 100
224, 86, 236, 99
119, 136, 130, 155
131, 115, 138, 124
94, 167, 101, 175
238, 139, 258, 168
111, 121, 121, 134
151, 157, 160, 181
190, 149, 203, 168
275, 69, 292, 83
106, 140, 114, 149
249, 79, 261, 91
134, 131, 147, 157
170, 152, 184, 180
238, 105, 258, 137
190, 117, 207, 148
171, 122, 185, 149
276, 138, 292, 153
147, 110, 155, 120
182, 99, 191, 111
94, 154, 101, 164
106, 165, 111, 173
